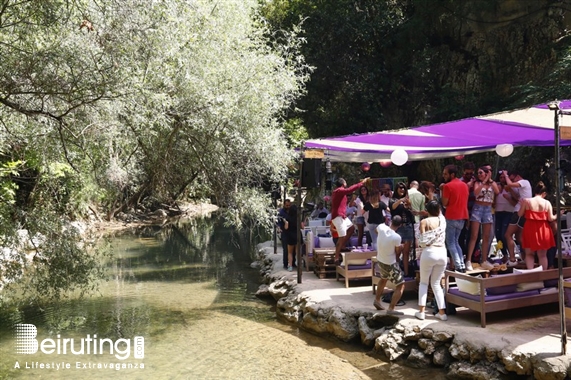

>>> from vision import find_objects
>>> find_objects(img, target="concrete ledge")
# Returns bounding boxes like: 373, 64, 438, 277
256, 242, 571, 380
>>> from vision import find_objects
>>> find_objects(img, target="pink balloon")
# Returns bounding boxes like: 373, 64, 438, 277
379, 160, 392, 168
361, 162, 371, 171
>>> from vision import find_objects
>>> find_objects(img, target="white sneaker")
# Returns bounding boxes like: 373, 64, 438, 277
465, 261, 474, 271
415, 311, 425, 320
507, 260, 519, 267
434, 313, 448, 321
480, 261, 495, 271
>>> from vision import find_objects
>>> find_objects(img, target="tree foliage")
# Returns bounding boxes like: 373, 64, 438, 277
0, 0, 311, 302
261, 0, 571, 138
261, 0, 571, 193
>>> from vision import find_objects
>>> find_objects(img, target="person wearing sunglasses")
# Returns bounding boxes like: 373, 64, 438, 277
465, 167, 499, 271
390, 182, 415, 277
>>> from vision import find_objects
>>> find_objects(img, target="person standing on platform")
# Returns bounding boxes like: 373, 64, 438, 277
503, 169, 532, 266
464, 167, 499, 271
459, 162, 477, 264
331, 177, 369, 265
373, 216, 405, 316
441, 164, 469, 273
518, 182, 556, 270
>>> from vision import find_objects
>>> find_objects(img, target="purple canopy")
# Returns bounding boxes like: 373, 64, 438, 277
304, 100, 571, 162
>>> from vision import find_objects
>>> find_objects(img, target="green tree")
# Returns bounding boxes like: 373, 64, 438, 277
0, 0, 311, 302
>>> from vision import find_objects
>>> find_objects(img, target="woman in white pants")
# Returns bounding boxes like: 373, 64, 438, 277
415, 200, 448, 321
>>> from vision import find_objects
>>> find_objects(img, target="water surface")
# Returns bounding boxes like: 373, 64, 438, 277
0, 216, 446, 379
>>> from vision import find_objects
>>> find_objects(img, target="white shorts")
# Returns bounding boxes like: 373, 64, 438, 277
332, 216, 353, 237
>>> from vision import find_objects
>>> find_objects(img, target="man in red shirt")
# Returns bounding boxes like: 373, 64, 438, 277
441, 165, 469, 273
331, 177, 369, 264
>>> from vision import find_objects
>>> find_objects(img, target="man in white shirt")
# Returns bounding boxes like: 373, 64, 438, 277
503, 169, 532, 266
373, 215, 405, 316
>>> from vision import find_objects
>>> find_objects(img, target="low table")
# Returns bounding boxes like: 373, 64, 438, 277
313, 248, 336, 279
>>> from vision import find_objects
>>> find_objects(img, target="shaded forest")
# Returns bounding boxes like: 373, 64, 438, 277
262, 0, 571, 188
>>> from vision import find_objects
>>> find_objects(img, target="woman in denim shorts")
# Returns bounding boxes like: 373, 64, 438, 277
465, 167, 499, 271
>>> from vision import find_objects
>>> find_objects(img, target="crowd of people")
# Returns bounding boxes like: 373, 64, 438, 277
276, 162, 560, 320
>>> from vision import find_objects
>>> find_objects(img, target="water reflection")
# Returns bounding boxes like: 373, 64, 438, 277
0, 216, 445, 379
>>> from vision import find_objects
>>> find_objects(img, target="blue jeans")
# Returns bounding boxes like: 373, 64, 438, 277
367, 223, 379, 248
446, 219, 465, 270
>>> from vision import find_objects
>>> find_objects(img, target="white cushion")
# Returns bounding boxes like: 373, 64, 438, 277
341, 252, 369, 266
318, 237, 335, 248
516, 281, 544, 292
346, 258, 369, 266
513, 265, 543, 274
512, 266, 544, 292
456, 277, 481, 295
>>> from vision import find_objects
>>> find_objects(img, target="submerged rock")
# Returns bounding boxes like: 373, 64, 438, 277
407, 347, 432, 368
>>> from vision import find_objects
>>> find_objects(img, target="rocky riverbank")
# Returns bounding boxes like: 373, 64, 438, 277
255, 241, 571, 380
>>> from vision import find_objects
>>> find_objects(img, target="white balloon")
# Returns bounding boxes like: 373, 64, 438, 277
391, 149, 408, 166
495, 144, 514, 157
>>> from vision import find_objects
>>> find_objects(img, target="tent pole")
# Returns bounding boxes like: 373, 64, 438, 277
551, 102, 566, 355
296, 142, 304, 284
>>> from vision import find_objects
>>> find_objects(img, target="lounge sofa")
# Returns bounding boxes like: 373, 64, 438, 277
444, 267, 571, 327
335, 251, 375, 288
304, 232, 367, 278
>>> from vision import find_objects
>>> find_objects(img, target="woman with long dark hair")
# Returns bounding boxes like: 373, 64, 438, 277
494, 172, 516, 259
390, 182, 415, 277
283, 204, 298, 272
465, 167, 499, 271
354, 185, 369, 246
363, 191, 387, 250
415, 200, 448, 321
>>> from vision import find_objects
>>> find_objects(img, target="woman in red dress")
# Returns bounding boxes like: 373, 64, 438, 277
518, 182, 556, 270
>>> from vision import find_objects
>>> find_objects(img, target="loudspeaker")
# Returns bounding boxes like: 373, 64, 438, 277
301, 158, 321, 188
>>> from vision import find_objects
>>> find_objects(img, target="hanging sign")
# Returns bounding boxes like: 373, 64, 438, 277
304, 149, 324, 159
561, 126, 571, 140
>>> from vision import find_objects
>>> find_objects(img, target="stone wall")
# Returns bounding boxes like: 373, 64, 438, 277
255, 249, 571, 380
